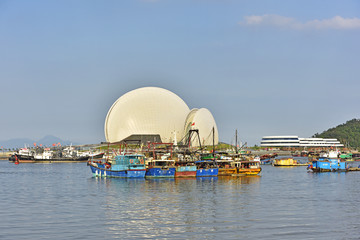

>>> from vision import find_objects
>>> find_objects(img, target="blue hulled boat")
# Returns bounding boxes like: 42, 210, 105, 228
308, 151, 348, 172
146, 159, 176, 178
195, 160, 218, 177
309, 158, 348, 172
88, 154, 146, 178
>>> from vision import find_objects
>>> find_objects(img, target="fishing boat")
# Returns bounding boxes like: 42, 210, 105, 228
145, 159, 176, 178
88, 154, 146, 178
175, 161, 197, 178
309, 158, 348, 172
272, 157, 308, 166
233, 159, 261, 176
9, 148, 36, 163
9, 146, 90, 163
260, 158, 272, 165
9, 153, 36, 163
195, 159, 219, 177
217, 158, 237, 176
308, 151, 348, 172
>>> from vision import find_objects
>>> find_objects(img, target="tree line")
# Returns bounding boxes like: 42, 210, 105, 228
313, 118, 360, 149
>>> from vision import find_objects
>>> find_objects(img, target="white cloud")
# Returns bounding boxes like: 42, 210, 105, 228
239, 14, 360, 30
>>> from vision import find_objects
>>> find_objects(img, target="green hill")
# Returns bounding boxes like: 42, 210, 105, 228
313, 119, 360, 149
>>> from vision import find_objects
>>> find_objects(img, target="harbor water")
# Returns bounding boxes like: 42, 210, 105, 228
1, 161, 359, 239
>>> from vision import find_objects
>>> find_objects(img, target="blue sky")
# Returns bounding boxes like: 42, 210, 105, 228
0, 0, 359, 146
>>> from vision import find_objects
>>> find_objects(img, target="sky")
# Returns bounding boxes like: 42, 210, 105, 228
0, 0, 359, 146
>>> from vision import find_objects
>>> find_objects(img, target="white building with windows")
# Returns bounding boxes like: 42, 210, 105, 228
261, 136, 343, 147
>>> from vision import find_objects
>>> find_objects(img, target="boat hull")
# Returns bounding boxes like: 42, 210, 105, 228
89, 164, 146, 178
9, 154, 90, 163
175, 166, 197, 178
196, 168, 219, 177
272, 158, 301, 166
236, 168, 261, 175
145, 167, 176, 178
218, 167, 237, 176
310, 159, 347, 172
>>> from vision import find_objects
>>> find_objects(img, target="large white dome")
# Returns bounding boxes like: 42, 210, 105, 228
105, 87, 190, 143
184, 108, 219, 146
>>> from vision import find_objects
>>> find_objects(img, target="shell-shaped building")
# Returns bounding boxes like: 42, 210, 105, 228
184, 108, 219, 146
104, 87, 218, 146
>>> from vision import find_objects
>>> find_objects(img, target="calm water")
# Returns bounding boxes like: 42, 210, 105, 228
1, 160, 359, 240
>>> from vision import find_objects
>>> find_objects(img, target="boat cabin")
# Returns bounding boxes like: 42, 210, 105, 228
234, 160, 260, 169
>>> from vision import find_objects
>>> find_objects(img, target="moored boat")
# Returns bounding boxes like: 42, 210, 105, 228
175, 161, 197, 178
88, 154, 146, 178
308, 151, 348, 172
9, 146, 91, 163
233, 159, 261, 176
272, 157, 308, 166
195, 160, 218, 177
217, 159, 237, 176
9, 154, 36, 163
308, 158, 348, 172
146, 159, 176, 178
9, 148, 35, 163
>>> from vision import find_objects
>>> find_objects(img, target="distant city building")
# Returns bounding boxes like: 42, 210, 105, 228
261, 136, 344, 147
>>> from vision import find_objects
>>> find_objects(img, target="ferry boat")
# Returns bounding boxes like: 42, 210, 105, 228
88, 154, 146, 178
145, 159, 176, 178
233, 159, 261, 176
195, 160, 219, 177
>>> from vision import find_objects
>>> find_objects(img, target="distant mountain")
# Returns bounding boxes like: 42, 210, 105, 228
0, 135, 77, 150
313, 118, 360, 149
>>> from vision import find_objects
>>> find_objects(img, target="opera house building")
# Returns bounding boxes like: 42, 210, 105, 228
104, 87, 218, 146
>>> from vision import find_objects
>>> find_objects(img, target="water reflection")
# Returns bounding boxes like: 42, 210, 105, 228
87, 175, 264, 239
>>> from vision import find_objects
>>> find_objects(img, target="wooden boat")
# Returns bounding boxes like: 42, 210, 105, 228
88, 154, 146, 178
145, 159, 176, 178
233, 160, 261, 176
272, 157, 308, 166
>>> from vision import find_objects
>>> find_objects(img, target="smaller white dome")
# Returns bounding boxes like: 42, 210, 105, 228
184, 108, 219, 146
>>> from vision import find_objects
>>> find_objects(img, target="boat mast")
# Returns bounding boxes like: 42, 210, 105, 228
212, 127, 215, 160
235, 129, 238, 154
